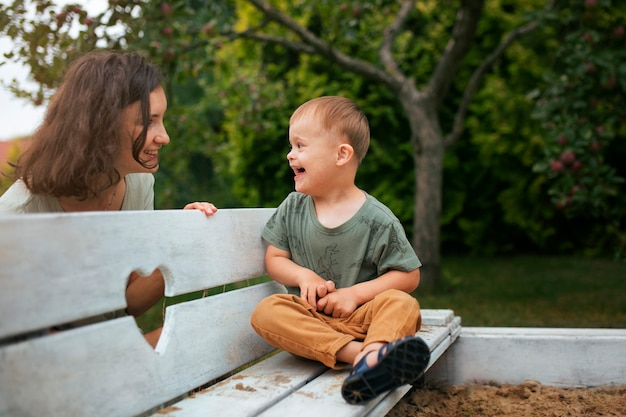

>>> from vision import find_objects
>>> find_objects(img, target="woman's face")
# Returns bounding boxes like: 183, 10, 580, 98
117, 86, 170, 176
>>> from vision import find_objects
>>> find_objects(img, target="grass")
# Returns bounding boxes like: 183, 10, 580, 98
135, 256, 626, 334
416, 255, 626, 328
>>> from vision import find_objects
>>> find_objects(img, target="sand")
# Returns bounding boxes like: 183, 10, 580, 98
388, 380, 626, 416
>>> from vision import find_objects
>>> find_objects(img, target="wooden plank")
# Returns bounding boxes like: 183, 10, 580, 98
255, 316, 460, 417
421, 309, 455, 326
161, 310, 460, 417
0, 282, 283, 417
0, 317, 161, 417
428, 326, 626, 388
415, 310, 458, 353
0, 212, 128, 338
154, 352, 328, 417
156, 282, 285, 380
0, 209, 275, 339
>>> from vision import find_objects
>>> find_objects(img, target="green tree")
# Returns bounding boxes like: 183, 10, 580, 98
0, 0, 554, 287
2, 0, 624, 285
531, 0, 626, 257
210, 0, 553, 288
210, 0, 625, 267
440, 3, 559, 255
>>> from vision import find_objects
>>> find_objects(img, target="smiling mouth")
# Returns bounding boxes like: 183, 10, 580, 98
140, 150, 160, 168
141, 150, 159, 162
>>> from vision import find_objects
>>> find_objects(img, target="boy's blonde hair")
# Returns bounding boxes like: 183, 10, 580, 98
290, 96, 370, 164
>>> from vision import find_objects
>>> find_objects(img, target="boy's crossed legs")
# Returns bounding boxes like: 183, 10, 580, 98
250, 289, 430, 404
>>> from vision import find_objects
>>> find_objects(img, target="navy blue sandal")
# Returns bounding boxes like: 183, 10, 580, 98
341, 336, 430, 405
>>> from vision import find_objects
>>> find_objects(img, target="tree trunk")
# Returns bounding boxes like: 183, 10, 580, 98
399, 86, 444, 292
413, 142, 444, 292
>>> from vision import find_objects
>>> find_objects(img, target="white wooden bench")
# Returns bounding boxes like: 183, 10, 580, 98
0, 209, 461, 417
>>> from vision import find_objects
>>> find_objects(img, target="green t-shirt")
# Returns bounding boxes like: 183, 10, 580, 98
262, 192, 421, 295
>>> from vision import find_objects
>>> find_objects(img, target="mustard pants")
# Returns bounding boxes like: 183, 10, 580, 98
250, 288, 421, 369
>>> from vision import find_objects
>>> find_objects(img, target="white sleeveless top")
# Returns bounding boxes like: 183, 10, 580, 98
0, 173, 155, 214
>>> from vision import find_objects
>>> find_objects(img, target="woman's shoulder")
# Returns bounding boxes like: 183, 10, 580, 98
0, 180, 61, 214
0, 180, 29, 213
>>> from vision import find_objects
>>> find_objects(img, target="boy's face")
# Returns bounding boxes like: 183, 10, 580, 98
287, 115, 341, 195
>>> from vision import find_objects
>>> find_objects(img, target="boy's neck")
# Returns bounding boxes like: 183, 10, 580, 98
312, 186, 366, 228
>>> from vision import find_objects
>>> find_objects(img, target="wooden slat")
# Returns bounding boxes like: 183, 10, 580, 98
155, 352, 328, 417
160, 310, 461, 417
0, 317, 158, 417
156, 282, 285, 380
0, 282, 283, 417
0, 208, 275, 339
430, 326, 626, 388
421, 308, 455, 326
255, 316, 461, 417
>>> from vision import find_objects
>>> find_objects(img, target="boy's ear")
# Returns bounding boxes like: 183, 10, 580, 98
336, 143, 355, 166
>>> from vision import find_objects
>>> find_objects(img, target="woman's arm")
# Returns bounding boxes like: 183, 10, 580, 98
125, 269, 165, 317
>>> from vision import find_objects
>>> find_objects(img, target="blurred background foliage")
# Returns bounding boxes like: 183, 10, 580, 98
1, 0, 624, 260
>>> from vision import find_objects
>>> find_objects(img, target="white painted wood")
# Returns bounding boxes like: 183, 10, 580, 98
427, 327, 626, 388
363, 387, 414, 417
155, 352, 328, 416
1, 317, 160, 417
254, 316, 461, 417
163, 311, 461, 417
0, 209, 275, 339
421, 308, 455, 326
1, 208, 463, 417
156, 282, 285, 381
0, 281, 283, 417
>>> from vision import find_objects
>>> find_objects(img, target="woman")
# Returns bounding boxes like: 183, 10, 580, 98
0, 50, 216, 347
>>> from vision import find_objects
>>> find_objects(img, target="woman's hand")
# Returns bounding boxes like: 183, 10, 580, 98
183, 202, 218, 216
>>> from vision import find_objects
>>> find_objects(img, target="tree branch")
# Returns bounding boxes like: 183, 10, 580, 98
427, 0, 484, 106
444, 1, 553, 146
379, 0, 415, 82
235, 30, 316, 54
242, 0, 402, 90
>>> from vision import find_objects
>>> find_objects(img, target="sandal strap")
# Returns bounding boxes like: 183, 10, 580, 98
349, 349, 378, 376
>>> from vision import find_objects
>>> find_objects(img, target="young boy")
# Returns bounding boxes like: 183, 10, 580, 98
250, 96, 429, 405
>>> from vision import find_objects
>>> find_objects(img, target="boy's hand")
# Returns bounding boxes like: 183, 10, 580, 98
298, 274, 328, 308
316, 280, 335, 299
299, 277, 336, 309
316, 287, 358, 318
